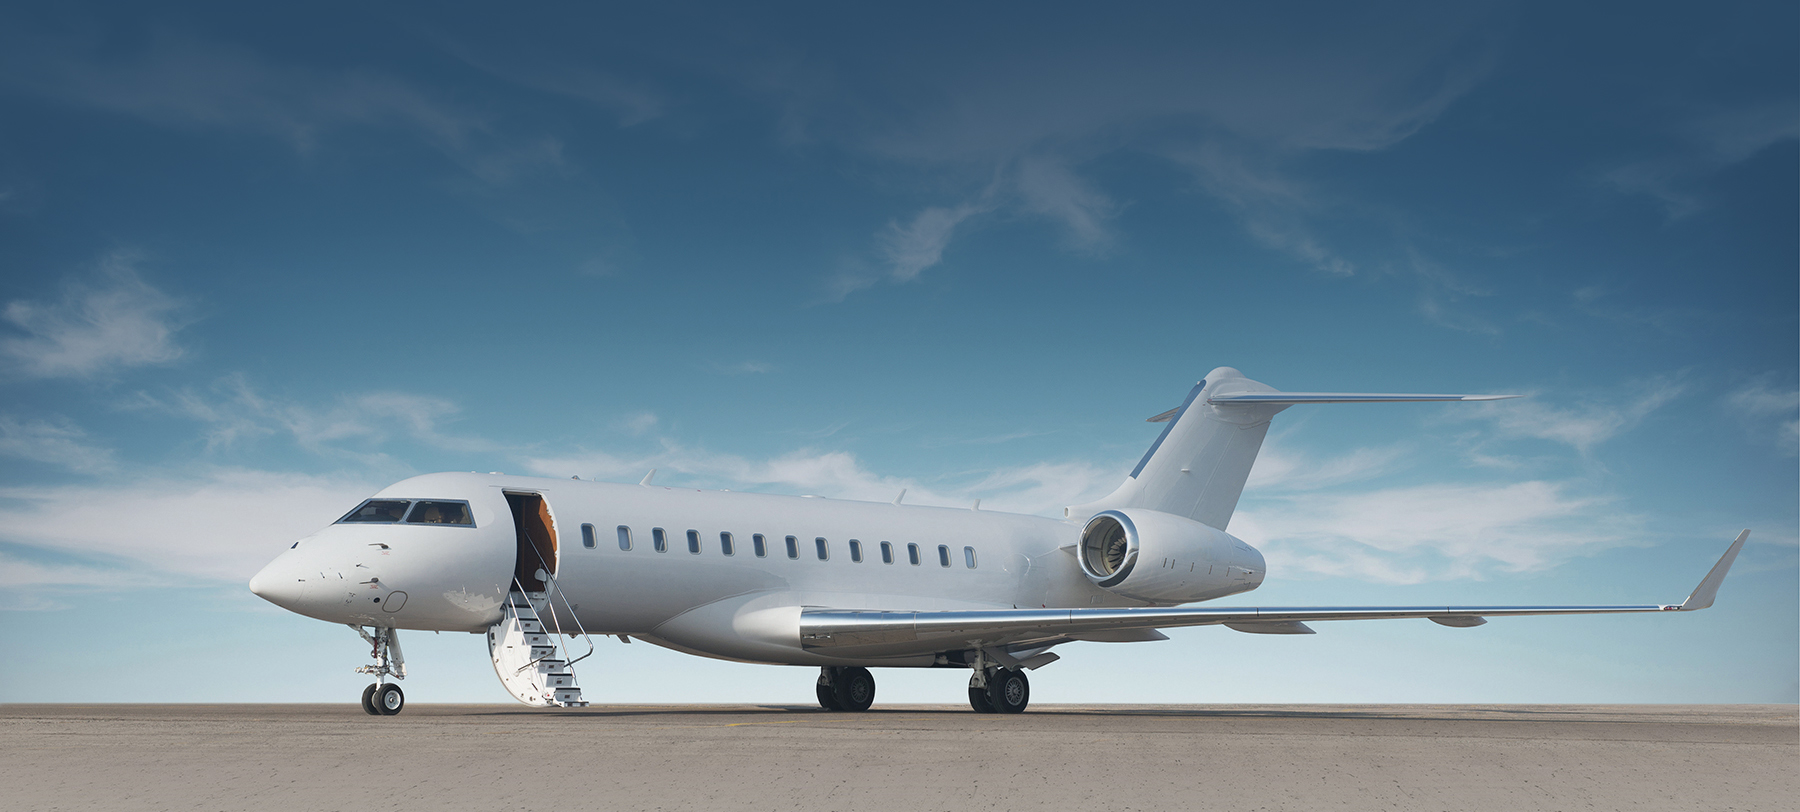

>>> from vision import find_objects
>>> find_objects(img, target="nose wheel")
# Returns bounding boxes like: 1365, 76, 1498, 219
350, 625, 407, 716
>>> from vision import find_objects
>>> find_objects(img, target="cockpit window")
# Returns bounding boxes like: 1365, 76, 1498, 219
338, 500, 411, 523
404, 501, 474, 526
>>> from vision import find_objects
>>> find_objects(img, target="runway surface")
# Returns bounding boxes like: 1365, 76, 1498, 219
3, 703, 1793, 811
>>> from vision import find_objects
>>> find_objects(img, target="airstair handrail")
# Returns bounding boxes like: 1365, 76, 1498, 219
521, 542, 597, 670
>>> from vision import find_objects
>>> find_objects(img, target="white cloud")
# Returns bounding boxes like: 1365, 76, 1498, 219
1014, 157, 1118, 251
523, 444, 1118, 518
431, 34, 667, 127
131, 376, 499, 458
879, 202, 989, 283
1604, 100, 1800, 219
1235, 480, 1638, 584
619, 412, 659, 436
1168, 145, 1355, 276
0, 551, 168, 590
0, 468, 378, 583
1246, 444, 1408, 492
1472, 377, 1687, 454
0, 415, 117, 474
0, 252, 186, 379
1, 28, 560, 183
1726, 375, 1800, 455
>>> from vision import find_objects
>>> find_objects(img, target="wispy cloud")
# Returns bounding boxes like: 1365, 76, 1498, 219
0, 415, 117, 474
1169, 144, 1355, 277
429, 33, 666, 127
1469, 376, 1687, 454
1235, 480, 1638, 584
787, 8, 1499, 304
0, 468, 378, 583
1725, 375, 1799, 455
0, 251, 186, 380
1, 27, 562, 183
523, 443, 1118, 518
1603, 101, 1800, 219
1246, 444, 1409, 492
1014, 156, 1119, 252
129, 375, 500, 460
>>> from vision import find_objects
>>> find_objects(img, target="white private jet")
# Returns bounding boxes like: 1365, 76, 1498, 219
249, 367, 1748, 715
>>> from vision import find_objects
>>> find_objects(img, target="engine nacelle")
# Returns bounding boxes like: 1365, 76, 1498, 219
1077, 508, 1266, 604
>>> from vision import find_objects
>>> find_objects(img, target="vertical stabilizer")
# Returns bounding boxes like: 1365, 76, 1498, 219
1071, 368, 1284, 530
1070, 368, 1515, 530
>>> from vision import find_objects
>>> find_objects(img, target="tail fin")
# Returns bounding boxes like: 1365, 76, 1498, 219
1069, 367, 1516, 530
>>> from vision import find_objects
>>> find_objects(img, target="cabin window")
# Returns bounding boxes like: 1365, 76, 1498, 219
965, 546, 977, 568
581, 524, 596, 549
907, 543, 921, 566
880, 541, 894, 564
338, 500, 410, 524
753, 534, 767, 557
815, 537, 829, 560
786, 535, 799, 559
403, 501, 473, 526
617, 526, 632, 551
652, 527, 668, 553
849, 539, 863, 563
938, 545, 951, 567
687, 530, 701, 554
720, 532, 735, 556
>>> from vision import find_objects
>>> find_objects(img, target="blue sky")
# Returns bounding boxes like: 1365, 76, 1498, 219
1, 2, 1794, 705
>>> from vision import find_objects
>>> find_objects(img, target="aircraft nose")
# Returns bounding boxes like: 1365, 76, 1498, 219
249, 557, 306, 609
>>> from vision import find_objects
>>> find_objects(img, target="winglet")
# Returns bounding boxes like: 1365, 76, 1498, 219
1677, 530, 1750, 611
640, 468, 656, 486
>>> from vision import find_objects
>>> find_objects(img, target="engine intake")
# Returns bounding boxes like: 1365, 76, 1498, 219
1076, 508, 1264, 604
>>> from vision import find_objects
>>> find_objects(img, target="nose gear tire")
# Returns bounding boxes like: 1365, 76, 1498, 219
361, 683, 380, 715
375, 683, 405, 715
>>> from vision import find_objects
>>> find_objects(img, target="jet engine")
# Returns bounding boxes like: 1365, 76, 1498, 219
1076, 508, 1265, 604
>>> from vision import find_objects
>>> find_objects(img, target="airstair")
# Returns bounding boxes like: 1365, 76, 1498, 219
487, 579, 592, 708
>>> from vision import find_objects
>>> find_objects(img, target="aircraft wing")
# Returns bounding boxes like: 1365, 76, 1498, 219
798, 531, 1748, 655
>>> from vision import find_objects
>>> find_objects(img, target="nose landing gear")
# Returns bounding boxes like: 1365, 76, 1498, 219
351, 625, 406, 716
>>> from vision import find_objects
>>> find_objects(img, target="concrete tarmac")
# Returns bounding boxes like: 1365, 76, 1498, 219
2, 703, 1793, 811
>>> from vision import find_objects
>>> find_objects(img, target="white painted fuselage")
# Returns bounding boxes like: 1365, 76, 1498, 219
250, 471, 1266, 667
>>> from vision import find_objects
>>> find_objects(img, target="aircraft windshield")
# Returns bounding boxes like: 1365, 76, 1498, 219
405, 501, 473, 526
338, 500, 411, 523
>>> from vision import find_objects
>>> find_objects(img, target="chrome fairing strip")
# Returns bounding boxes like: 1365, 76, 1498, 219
796, 604, 1674, 649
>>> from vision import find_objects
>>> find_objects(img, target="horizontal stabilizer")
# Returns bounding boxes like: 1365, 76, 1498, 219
1208, 392, 1518, 405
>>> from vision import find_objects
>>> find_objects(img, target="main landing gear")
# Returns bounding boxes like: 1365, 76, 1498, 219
351, 625, 406, 716
968, 667, 1030, 714
815, 666, 877, 711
